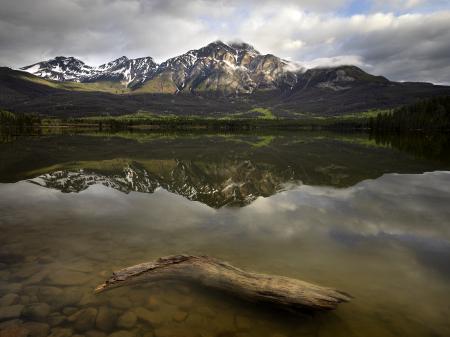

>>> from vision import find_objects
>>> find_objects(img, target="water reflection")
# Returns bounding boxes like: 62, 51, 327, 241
1, 131, 449, 207
1, 131, 450, 337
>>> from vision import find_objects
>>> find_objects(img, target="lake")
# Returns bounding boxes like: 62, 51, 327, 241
0, 130, 449, 337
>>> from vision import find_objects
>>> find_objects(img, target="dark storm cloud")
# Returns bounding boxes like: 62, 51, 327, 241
0, 0, 449, 83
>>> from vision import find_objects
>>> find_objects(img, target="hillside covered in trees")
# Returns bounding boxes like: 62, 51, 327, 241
372, 96, 450, 131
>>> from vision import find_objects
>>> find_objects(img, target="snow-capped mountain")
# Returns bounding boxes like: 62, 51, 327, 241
20, 56, 94, 82
19, 40, 388, 94
21, 55, 158, 86
148, 41, 301, 94
88, 56, 158, 86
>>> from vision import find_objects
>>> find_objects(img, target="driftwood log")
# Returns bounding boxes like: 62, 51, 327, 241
95, 254, 351, 311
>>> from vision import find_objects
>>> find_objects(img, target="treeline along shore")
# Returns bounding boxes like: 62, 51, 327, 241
1, 96, 449, 132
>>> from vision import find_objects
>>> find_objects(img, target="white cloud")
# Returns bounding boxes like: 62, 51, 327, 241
303, 55, 367, 69
0, 0, 449, 83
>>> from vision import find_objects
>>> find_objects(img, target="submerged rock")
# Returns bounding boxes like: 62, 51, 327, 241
63, 307, 78, 316
172, 310, 188, 322
25, 270, 50, 285
79, 292, 97, 306
14, 265, 40, 280
48, 327, 73, 337
86, 330, 107, 337
116, 311, 136, 329
0, 294, 19, 307
134, 307, 163, 327
71, 308, 98, 332
0, 305, 24, 321
22, 302, 51, 321
38, 286, 63, 302
20, 296, 30, 305
0, 283, 22, 295
95, 306, 115, 332
0, 325, 29, 337
23, 322, 50, 337
47, 313, 67, 327
52, 288, 83, 309
108, 331, 133, 337
0, 319, 23, 330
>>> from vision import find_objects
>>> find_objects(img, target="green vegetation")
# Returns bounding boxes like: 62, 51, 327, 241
371, 96, 450, 131
0, 109, 40, 129
17, 74, 130, 94
340, 109, 389, 119
249, 107, 276, 120
132, 74, 177, 94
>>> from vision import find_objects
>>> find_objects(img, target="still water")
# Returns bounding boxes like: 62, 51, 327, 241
0, 131, 449, 337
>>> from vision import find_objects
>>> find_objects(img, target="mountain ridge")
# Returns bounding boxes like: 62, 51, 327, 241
1, 40, 448, 118
21, 41, 375, 95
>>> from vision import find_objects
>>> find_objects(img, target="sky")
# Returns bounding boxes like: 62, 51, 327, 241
0, 0, 449, 84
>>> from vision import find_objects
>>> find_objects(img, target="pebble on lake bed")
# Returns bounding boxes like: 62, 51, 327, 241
0, 325, 29, 337
48, 327, 73, 337
86, 330, 107, 337
96, 306, 116, 332
70, 308, 98, 332
108, 331, 133, 337
47, 313, 67, 327
116, 311, 137, 329
0, 305, 24, 321
0, 294, 19, 307
134, 307, 163, 327
22, 322, 50, 337
22, 303, 50, 321
172, 310, 188, 322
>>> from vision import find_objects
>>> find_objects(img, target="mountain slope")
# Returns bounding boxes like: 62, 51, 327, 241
1, 66, 449, 117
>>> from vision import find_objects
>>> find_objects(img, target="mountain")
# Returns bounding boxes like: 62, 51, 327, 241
138, 41, 299, 94
1, 40, 449, 117
20, 56, 94, 82
20, 41, 299, 94
21, 55, 158, 86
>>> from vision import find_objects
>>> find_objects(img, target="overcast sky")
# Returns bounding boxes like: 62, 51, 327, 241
0, 0, 449, 84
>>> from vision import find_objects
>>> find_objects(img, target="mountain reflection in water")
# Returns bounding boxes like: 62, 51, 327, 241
1, 131, 449, 208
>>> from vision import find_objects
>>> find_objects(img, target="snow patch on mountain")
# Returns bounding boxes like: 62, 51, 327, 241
20, 55, 158, 87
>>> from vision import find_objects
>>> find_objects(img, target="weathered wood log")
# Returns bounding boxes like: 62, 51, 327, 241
95, 254, 351, 311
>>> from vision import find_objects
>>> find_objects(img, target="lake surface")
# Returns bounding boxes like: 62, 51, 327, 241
0, 130, 449, 337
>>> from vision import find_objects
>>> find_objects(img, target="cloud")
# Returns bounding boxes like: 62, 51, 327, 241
0, 0, 449, 83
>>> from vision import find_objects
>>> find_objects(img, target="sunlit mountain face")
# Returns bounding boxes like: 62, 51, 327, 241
1, 132, 448, 208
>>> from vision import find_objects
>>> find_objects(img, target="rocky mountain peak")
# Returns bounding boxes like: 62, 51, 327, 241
97, 56, 129, 70
20, 56, 93, 81
19, 40, 389, 95
229, 42, 259, 54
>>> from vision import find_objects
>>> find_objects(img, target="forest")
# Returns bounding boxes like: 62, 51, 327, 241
370, 95, 450, 131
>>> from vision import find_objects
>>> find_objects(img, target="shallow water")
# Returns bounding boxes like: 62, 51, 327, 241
0, 131, 449, 337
